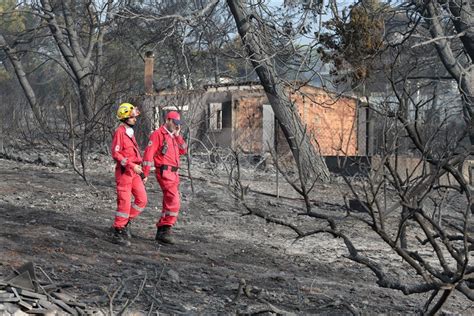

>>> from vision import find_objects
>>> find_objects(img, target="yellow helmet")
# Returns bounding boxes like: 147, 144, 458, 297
116, 103, 140, 120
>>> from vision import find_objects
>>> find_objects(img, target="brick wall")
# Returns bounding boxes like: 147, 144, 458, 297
290, 86, 358, 156
233, 93, 266, 153
231, 86, 360, 156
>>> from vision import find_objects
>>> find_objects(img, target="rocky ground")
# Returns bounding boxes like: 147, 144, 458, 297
0, 145, 472, 315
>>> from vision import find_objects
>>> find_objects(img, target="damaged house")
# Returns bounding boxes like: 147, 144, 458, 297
137, 52, 372, 164
140, 82, 371, 159
201, 82, 369, 157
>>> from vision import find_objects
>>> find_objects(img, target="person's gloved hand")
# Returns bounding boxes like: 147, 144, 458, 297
133, 164, 143, 175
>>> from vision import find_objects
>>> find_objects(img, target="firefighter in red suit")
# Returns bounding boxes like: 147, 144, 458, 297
143, 111, 187, 244
111, 103, 147, 246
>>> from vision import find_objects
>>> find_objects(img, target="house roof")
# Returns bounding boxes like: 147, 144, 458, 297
202, 80, 364, 102
203, 81, 262, 89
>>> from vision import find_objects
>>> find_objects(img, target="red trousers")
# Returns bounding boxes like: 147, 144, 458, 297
155, 167, 181, 227
113, 166, 147, 228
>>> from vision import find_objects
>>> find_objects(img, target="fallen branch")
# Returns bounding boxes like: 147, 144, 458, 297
117, 273, 147, 315
179, 172, 344, 209
242, 203, 304, 236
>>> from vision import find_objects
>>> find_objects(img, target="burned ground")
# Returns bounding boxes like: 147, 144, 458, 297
0, 148, 472, 315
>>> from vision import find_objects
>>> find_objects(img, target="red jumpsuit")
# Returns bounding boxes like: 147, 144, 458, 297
111, 124, 147, 229
143, 125, 187, 228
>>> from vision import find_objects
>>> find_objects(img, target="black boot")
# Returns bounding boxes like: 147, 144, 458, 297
124, 221, 132, 239
112, 227, 131, 246
155, 225, 175, 245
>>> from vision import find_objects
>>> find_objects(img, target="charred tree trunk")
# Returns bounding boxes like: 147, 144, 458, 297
421, 0, 474, 211
0, 34, 47, 130
40, 0, 106, 121
226, 0, 330, 182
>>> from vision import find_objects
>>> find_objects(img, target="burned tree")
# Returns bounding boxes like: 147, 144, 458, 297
311, 0, 474, 312
226, 0, 330, 183
0, 0, 129, 181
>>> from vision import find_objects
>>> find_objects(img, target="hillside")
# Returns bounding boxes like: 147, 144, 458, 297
0, 148, 470, 315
